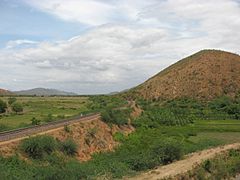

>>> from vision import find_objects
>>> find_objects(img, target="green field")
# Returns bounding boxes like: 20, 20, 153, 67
0, 96, 90, 131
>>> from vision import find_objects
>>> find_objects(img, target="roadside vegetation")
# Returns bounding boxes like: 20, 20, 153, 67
20, 135, 78, 159
178, 148, 240, 180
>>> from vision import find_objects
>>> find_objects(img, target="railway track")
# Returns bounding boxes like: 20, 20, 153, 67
0, 113, 100, 142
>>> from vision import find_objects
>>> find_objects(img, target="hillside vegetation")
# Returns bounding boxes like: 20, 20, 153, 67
129, 50, 240, 100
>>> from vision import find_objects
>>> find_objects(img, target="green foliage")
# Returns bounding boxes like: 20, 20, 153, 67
101, 108, 131, 125
59, 139, 78, 156
113, 132, 125, 142
20, 135, 57, 159
31, 117, 41, 125
0, 124, 10, 132
133, 107, 193, 128
0, 96, 89, 130
203, 160, 212, 173
0, 99, 7, 113
187, 149, 240, 179
44, 113, 53, 122
209, 96, 240, 119
88, 95, 128, 111
57, 114, 65, 119
11, 102, 23, 113
152, 139, 183, 165
8, 97, 17, 105
113, 130, 183, 171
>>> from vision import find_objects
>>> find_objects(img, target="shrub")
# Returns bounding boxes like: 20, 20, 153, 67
101, 108, 131, 125
20, 135, 57, 159
11, 102, 23, 113
0, 99, 7, 113
203, 160, 212, 173
59, 139, 78, 156
152, 139, 183, 165
8, 97, 17, 105
31, 117, 41, 125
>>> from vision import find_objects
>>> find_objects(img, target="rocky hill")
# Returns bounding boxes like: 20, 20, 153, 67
130, 50, 240, 100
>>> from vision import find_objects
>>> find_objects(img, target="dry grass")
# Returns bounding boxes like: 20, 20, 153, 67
131, 50, 240, 100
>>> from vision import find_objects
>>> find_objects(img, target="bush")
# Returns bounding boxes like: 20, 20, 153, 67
101, 108, 131, 125
152, 139, 183, 165
8, 97, 17, 105
20, 135, 57, 159
31, 117, 41, 125
0, 99, 7, 113
11, 102, 23, 113
59, 139, 78, 156
203, 160, 212, 173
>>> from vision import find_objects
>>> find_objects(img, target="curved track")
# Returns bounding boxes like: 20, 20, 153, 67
0, 113, 100, 142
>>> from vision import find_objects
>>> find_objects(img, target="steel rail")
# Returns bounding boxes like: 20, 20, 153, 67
0, 113, 100, 142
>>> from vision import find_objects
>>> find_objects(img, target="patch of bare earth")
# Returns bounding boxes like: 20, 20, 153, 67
127, 143, 240, 180
130, 101, 143, 119
0, 117, 134, 161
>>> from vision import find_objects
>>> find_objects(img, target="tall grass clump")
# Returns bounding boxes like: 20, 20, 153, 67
20, 135, 57, 159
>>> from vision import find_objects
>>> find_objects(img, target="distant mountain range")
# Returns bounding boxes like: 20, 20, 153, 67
0, 88, 12, 95
14, 88, 77, 96
127, 50, 240, 100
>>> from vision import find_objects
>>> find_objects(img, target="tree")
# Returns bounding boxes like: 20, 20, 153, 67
0, 99, 7, 113
11, 102, 23, 113
8, 97, 17, 105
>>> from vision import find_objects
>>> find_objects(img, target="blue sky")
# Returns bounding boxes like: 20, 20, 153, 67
0, 0, 89, 48
0, 0, 239, 94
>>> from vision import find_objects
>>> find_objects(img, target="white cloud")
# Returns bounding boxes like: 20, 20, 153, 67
5, 39, 39, 49
23, 0, 158, 26
24, 0, 116, 26
0, 0, 239, 93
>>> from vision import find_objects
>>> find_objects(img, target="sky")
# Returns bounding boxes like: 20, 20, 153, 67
0, 0, 239, 94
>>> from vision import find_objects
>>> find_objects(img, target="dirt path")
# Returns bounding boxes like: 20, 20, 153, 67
127, 143, 240, 180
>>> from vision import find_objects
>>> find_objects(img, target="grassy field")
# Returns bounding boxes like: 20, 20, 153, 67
0, 96, 90, 131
